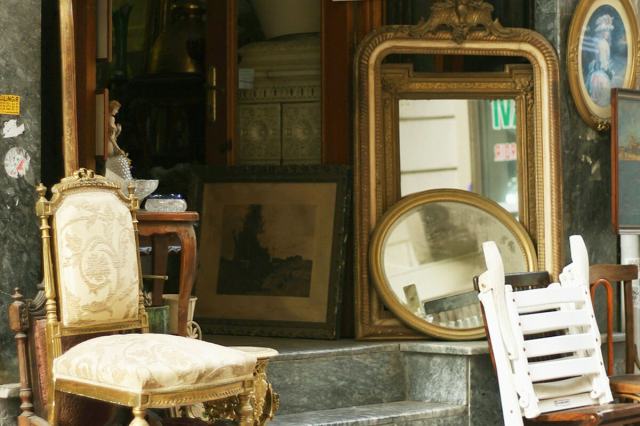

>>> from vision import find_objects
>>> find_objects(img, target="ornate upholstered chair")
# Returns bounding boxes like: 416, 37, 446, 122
16, 169, 257, 426
478, 235, 640, 425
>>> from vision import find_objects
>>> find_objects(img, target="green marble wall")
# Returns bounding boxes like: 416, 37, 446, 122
0, 1, 41, 382
535, 0, 620, 329
535, 0, 618, 265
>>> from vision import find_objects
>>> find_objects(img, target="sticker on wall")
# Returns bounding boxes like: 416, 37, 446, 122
2, 119, 25, 139
4, 147, 30, 178
0, 95, 20, 116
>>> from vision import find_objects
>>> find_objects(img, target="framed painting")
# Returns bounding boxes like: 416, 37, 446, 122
193, 166, 350, 338
612, 88, 640, 233
567, 0, 638, 131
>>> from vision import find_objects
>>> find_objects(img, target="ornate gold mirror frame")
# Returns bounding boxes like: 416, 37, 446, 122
354, 1, 562, 339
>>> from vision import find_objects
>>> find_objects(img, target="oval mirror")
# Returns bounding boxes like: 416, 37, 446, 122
369, 189, 536, 340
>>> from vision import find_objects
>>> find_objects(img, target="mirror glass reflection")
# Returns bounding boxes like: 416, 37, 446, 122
399, 99, 519, 215
381, 200, 528, 329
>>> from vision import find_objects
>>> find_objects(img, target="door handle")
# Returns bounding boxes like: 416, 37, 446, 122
207, 66, 217, 123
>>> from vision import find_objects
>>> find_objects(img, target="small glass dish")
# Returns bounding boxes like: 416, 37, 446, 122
144, 193, 187, 212
131, 179, 159, 202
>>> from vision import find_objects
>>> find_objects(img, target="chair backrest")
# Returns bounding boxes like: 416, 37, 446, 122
505, 271, 551, 290
37, 169, 148, 359
477, 235, 612, 425
589, 263, 639, 375
474, 271, 552, 370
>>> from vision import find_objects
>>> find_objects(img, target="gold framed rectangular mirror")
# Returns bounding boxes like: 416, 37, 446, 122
380, 63, 535, 230
354, 1, 562, 339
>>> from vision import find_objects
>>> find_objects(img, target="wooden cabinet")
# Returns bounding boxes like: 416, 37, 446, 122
206, 0, 383, 166
65, 0, 384, 172
235, 34, 321, 164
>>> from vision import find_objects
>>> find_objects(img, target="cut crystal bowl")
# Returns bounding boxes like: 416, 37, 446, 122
131, 179, 159, 202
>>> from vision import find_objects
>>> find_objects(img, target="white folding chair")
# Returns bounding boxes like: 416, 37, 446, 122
477, 235, 640, 425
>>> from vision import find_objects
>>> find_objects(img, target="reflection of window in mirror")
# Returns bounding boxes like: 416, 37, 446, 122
398, 99, 519, 216
382, 203, 527, 307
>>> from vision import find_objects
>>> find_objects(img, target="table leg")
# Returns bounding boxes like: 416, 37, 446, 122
176, 226, 197, 337
152, 235, 170, 307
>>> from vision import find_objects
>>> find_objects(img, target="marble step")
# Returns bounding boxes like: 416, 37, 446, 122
267, 400, 467, 426
206, 336, 500, 423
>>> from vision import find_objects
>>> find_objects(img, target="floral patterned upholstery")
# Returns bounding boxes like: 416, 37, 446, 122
53, 334, 257, 392
53, 190, 140, 327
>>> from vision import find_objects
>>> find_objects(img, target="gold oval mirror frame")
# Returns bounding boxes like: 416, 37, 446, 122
369, 189, 537, 340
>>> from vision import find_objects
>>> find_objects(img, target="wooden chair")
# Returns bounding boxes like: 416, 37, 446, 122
10, 169, 258, 426
477, 235, 640, 425
589, 263, 640, 401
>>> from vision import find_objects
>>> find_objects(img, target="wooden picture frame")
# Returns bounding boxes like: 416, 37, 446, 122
567, 0, 639, 131
193, 165, 350, 339
611, 88, 640, 233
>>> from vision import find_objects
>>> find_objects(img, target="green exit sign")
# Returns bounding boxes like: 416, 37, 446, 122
491, 99, 516, 130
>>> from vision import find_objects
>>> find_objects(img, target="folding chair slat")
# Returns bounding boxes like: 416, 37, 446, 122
523, 333, 595, 358
529, 356, 601, 382
519, 309, 591, 335
537, 392, 598, 414
518, 303, 578, 314
533, 376, 593, 399
512, 286, 586, 309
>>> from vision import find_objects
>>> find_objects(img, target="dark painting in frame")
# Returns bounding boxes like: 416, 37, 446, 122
612, 88, 640, 233
193, 165, 351, 339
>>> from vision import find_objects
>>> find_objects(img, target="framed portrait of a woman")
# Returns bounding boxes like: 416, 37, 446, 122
568, 0, 639, 131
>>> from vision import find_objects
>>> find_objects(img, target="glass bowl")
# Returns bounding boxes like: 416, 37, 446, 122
132, 179, 159, 202
144, 194, 187, 212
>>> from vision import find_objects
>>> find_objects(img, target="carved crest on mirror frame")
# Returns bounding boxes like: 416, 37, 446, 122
354, 3, 562, 339
410, 0, 515, 44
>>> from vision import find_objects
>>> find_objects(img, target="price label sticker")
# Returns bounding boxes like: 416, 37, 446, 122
0, 95, 20, 115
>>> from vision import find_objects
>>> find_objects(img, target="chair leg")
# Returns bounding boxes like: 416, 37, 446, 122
238, 392, 255, 426
129, 407, 149, 426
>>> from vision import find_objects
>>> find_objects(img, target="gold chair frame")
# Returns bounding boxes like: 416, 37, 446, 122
36, 169, 254, 425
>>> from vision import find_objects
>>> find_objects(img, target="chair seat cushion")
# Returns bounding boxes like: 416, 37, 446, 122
53, 333, 257, 393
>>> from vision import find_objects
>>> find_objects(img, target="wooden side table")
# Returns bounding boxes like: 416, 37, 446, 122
137, 210, 199, 337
